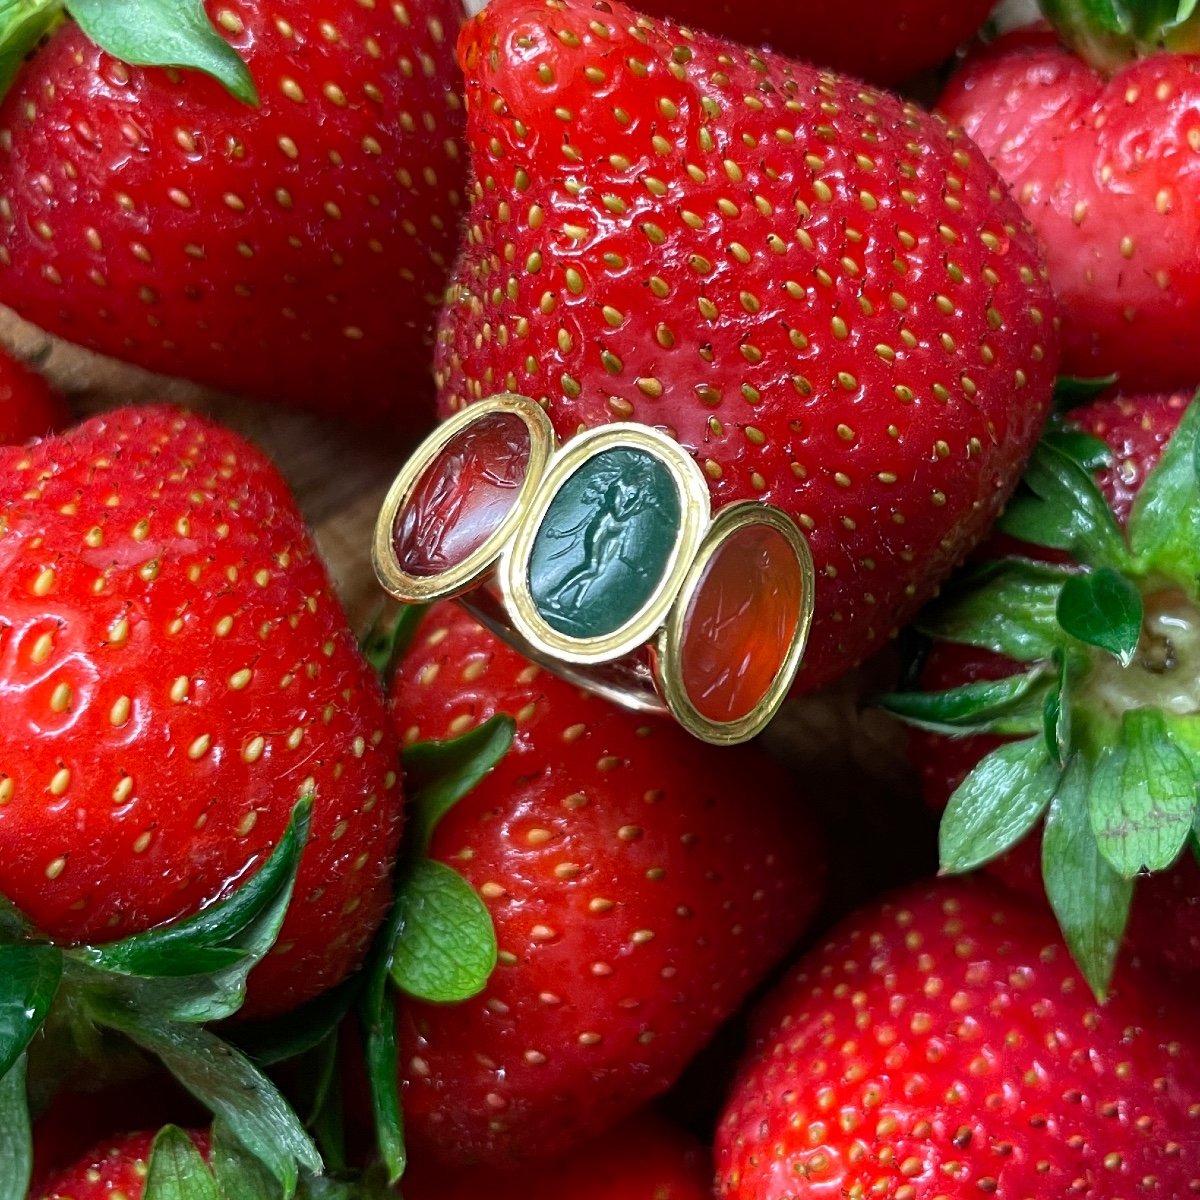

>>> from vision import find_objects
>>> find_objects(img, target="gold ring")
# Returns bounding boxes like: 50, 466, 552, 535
372, 394, 815, 744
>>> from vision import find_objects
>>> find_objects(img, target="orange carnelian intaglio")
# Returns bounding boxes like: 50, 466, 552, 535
680, 525, 804, 724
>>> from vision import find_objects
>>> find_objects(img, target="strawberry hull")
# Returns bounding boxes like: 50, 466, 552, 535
436, 0, 1059, 692
0, 1, 467, 424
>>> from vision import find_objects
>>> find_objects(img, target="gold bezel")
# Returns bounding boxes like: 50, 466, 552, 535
372, 394, 555, 604
500, 423, 712, 665
656, 502, 816, 746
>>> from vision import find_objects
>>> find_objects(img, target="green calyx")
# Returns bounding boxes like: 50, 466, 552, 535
354, 705, 516, 1184
0, 0, 257, 106
883, 396, 1200, 1001
0, 800, 319, 1200
1040, 0, 1200, 70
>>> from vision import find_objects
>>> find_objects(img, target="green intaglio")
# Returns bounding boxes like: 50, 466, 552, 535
527, 447, 682, 639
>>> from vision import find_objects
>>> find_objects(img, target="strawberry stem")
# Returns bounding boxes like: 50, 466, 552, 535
1040, 0, 1200, 69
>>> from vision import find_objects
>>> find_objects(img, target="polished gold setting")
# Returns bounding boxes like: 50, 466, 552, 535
373, 393, 816, 745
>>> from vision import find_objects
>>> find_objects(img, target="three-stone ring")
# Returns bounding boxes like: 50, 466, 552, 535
372, 393, 816, 745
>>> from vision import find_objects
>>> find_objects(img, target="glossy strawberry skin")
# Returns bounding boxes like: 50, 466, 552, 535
940, 28, 1200, 392
631, 0, 996, 85
0, 350, 67, 444
716, 879, 1200, 1199
436, 0, 1059, 694
909, 392, 1200, 978
33, 1130, 209, 1200
402, 1112, 713, 1199
0, 407, 403, 1016
0, 0, 465, 424
387, 601, 825, 1166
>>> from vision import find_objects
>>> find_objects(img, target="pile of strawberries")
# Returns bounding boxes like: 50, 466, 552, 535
1, 0, 1199, 1197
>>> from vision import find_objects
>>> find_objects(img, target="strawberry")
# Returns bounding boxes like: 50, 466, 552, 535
0, 0, 466, 424
629, 0, 996, 85
938, 15, 1200, 392
402, 1111, 713, 1198
894, 391, 1200, 986
32, 1129, 210, 1200
0, 405, 403, 1017
0, 347, 66, 444
379, 600, 824, 1167
435, 0, 1059, 694
884, 389, 1200, 997
716, 879, 1200, 1199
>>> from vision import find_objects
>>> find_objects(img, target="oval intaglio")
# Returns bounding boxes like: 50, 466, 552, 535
679, 522, 805, 724
392, 410, 532, 577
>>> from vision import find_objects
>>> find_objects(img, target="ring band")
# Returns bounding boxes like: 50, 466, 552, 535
372, 394, 815, 744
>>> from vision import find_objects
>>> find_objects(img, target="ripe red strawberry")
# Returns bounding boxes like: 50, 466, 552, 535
900, 391, 1200, 985
939, 22, 1200, 391
436, 0, 1059, 694
630, 0, 996, 85
0, 405, 403, 1016
0, 0, 466, 423
716, 879, 1200, 1199
402, 1112, 712, 1198
32, 1129, 210, 1200
0, 347, 66, 444
385, 600, 825, 1166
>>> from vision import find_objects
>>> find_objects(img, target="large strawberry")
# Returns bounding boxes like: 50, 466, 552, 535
402, 1112, 712, 1199
0, 347, 66, 444
436, 0, 1059, 693
716, 879, 1200, 1199
630, 0, 996, 85
939, 9, 1200, 391
884, 390, 1200, 997
0, 406, 403, 1192
373, 600, 824, 1168
0, 0, 466, 424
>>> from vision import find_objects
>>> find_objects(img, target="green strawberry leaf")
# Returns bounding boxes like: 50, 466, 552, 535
0, 0, 64, 98
357, 897, 406, 1184
0, 1055, 31, 1200
1127, 392, 1200, 585
97, 1008, 321, 1195
1041, 428, 1113, 472
304, 1035, 347, 1173
996, 441, 1130, 570
1043, 647, 1071, 766
939, 737, 1061, 873
210, 1119, 283, 1200
1043, 753, 1133, 1001
1089, 708, 1198, 876
1052, 372, 1119, 412
361, 603, 427, 687
389, 859, 498, 1004
0, 943, 62, 1079
879, 668, 1049, 736
230, 969, 362, 1067
1056, 567, 1143, 666
405, 715, 516, 856
143, 1126, 221, 1200
915, 558, 1072, 662
66, 0, 258, 105
73, 798, 311, 1023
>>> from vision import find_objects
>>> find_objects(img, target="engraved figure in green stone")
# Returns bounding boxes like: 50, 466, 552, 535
529, 449, 680, 638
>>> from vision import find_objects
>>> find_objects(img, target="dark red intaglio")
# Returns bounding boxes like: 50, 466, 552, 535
386, 601, 826, 1166
716, 880, 1200, 1199
392, 409, 534, 577
0, 0, 467, 426
437, 0, 1059, 696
